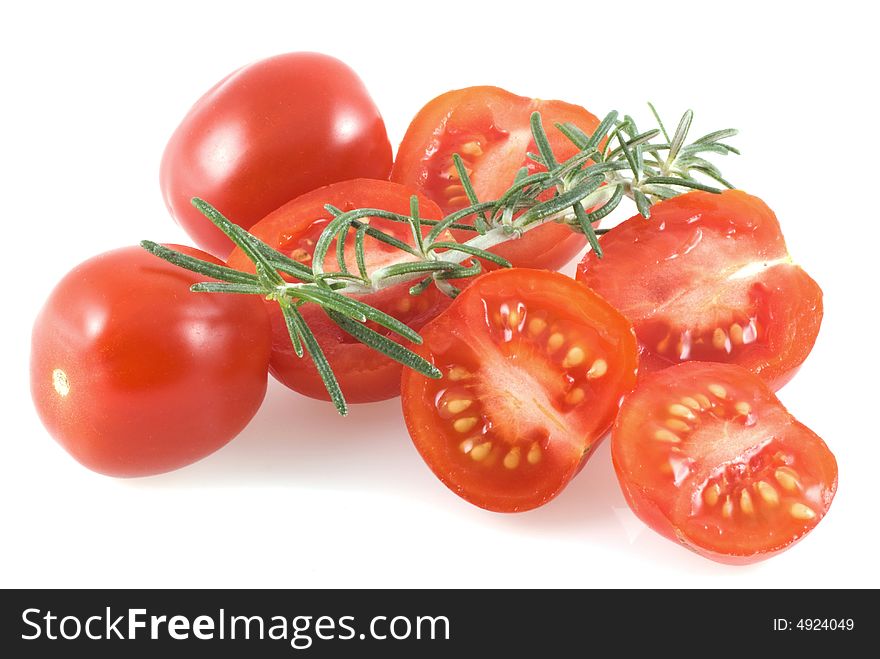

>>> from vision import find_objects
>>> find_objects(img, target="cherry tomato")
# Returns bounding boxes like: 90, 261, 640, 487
391, 86, 601, 271
161, 52, 393, 258
227, 179, 451, 403
612, 361, 836, 564
576, 190, 822, 389
401, 268, 638, 512
30, 246, 272, 477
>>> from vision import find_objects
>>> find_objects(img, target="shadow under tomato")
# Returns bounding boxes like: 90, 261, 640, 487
125, 379, 442, 502
121, 382, 771, 573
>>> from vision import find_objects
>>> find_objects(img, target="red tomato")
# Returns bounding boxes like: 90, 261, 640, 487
391, 86, 601, 271
576, 190, 822, 389
227, 179, 451, 403
30, 246, 272, 477
612, 362, 837, 564
401, 269, 638, 512
160, 52, 392, 258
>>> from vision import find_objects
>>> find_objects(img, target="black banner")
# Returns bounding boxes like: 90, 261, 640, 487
0, 589, 869, 657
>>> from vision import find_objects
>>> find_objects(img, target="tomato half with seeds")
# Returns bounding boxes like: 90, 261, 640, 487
576, 190, 822, 389
401, 269, 638, 512
227, 179, 451, 403
30, 246, 272, 477
392, 86, 601, 271
612, 362, 836, 564
161, 52, 393, 258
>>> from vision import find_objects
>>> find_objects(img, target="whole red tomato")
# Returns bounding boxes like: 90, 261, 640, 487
160, 52, 393, 258
30, 246, 272, 477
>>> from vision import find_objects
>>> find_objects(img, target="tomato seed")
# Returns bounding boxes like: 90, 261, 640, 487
587, 358, 608, 379
528, 318, 547, 336
755, 481, 779, 505
503, 448, 521, 469
708, 383, 727, 399
547, 333, 565, 352
740, 489, 755, 515
447, 399, 473, 414
734, 401, 751, 416
704, 483, 721, 506
790, 503, 816, 520
774, 467, 801, 491
654, 429, 681, 443
470, 442, 492, 462
562, 346, 586, 368
668, 403, 695, 419
729, 323, 744, 345
527, 443, 542, 465
453, 417, 479, 433
666, 418, 691, 432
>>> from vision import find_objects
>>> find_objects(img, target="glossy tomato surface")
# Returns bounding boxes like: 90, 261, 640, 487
392, 86, 600, 271
612, 362, 836, 564
31, 246, 272, 477
402, 269, 638, 512
577, 190, 822, 389
227, 179, 451, 403
161, 52, 392, 257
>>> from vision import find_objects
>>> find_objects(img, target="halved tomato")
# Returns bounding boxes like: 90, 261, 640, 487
612, 361, 837, 564
401, 269, 638, 512
576, 190, 822, 389
392, 86, 601, 271
226, 179, 450, 403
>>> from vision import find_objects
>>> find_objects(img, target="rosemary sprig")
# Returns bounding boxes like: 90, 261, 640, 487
142, 104, 738, 414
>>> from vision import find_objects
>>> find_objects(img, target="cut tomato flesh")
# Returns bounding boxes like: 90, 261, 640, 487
612, 362, 837, 564
402, 269, 638, 512
577, 190, 822, 389
392, 86, 602, 271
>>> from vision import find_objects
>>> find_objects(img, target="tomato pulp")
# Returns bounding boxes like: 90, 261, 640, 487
612, 362, 837, 564
392, 86, 601, 271
227, 179, 451, 403
402, 269, 638, 512
577, 190, 822, 389
161, 52, 393, 257
31, 246, 272, 477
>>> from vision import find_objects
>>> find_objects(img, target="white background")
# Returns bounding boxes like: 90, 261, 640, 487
2, 0, 877, 588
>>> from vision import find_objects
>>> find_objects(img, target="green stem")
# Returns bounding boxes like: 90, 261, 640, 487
327, 182, 624, 296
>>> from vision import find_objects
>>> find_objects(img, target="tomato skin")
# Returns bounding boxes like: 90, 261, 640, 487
226, 179, 451, 403
577, 190, 823, 389
30, 246, 272, 477
161, 52, 393, 258
263, 279, 450, 404
612, 362, 837, 564
402, 268, 638, 512
392, 86, 600, 271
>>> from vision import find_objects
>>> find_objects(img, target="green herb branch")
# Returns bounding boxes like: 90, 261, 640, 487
142, 105, 738, 415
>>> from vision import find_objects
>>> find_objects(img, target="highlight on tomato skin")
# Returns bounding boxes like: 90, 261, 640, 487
611, 361, 837, 564
30, 245, 273, 478
392, 85, 601, 271
576, 189, 823, 390
401, 268, 639, 513
226, 179, 452, 404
